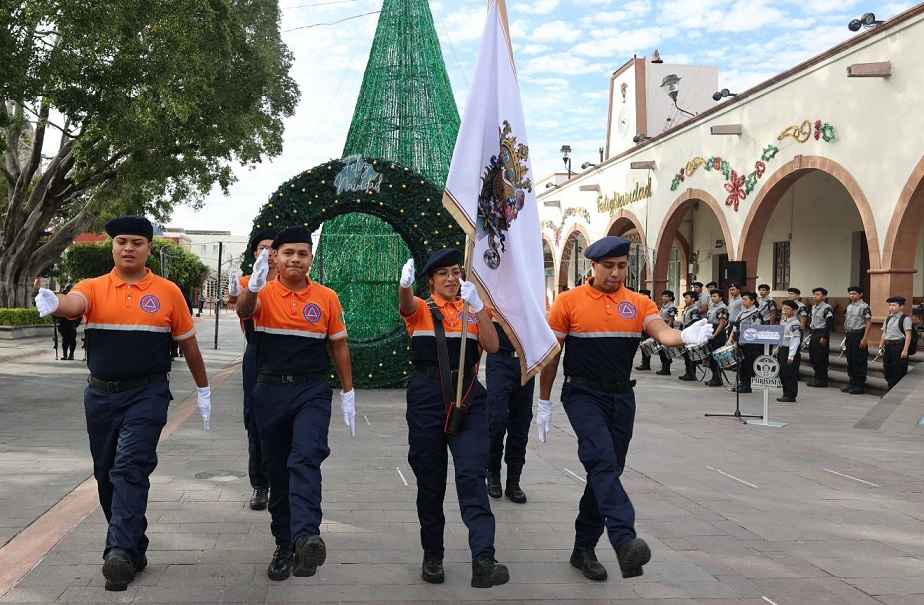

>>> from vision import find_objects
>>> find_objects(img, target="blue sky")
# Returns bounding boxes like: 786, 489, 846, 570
168, 0, 917, 233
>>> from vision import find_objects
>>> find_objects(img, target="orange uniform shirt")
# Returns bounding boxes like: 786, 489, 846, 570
238, 274, 256, 344
251, 277, 346, 375
547, 278, 659, 381
401, 294, 482, 370
72, 268, 195, 381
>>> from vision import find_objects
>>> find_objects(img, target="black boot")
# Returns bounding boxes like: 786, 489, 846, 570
616, 538, 651, 578
487, 474, 502, 499
656, 364, 671, 375
471, 555, 510, 588
705, 374, 723, 387
635, 362, 651, 371
504, 479, 526, 503
849, 381, 865, 395
250, 486, 269, 510
267, 545, 293, 581
570, 545, 608, 581
840, 378, 853, 393
102, 549, 135, 591
292, 534, 326, 577
421, 554, 445, 583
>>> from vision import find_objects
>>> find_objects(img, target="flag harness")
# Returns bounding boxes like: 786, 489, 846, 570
426, 297, 475, 434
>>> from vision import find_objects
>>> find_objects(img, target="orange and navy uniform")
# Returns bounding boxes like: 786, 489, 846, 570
401, 294, 482, 371
547, 278, 659, 381
72, 268, 195, 381
238, 274, 257, 344
251, 277, 346, 375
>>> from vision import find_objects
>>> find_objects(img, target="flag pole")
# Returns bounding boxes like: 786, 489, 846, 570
447, 237, 476, 433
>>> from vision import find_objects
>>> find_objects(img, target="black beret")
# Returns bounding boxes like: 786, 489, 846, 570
758, 283, 770, 290
709, 289, 724, 297
812, 287, 828, 296
682, 290, 697, 298
272, 226, 313, 249
787, 287, 801, 295
781, 299, 799, 310
662, 290, 674, 299
104, 215, 153, 240
847, 285, 864, 293
706, 281, 718, 288
248, 228, 278, 253
886, 295, 906, 304
420, 248, 463, 277
584, 236, 631, 261
638, 288, 651, 296
692, 281, 704, 287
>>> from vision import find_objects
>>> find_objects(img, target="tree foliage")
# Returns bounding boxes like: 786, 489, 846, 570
0, 0, 299, 307
61, 237, 208, 297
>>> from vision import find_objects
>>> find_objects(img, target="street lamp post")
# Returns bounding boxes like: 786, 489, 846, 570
560, 144, 572, 179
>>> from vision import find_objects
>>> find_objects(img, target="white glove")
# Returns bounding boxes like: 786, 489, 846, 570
681, 318, 714, 345
228, 268, 241, 297
339, 389, 356, 436
248, 249, 269, 292
399, 258, 415, 288
35, 288, 60, 317
196, 386, 211, 431
537, 399, 552, 443
459, 279, 484, 313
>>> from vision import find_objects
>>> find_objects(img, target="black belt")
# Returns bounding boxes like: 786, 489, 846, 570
88, 373, 168, 393
414, 365, 477, 381
884, 339, 906, 345
845, 329, 865, 335
811, 329, 827, 334
565, 376, 636, 393
256, 373, 326, 384
490, 350, 518, 358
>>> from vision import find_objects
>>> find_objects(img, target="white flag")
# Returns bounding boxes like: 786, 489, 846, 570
442, 0, 559, 382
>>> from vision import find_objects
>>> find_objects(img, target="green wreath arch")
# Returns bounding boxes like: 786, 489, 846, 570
247, 156, 466, 389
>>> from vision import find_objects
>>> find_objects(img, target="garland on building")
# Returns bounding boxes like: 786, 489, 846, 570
670, 119, 837, 210
247, 156, 465, 389
542, 206, 592, 245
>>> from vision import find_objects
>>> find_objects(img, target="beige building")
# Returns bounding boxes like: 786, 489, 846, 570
538, 4, 924, 331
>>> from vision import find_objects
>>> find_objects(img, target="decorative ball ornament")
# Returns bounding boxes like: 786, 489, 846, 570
245, 156, 466, 389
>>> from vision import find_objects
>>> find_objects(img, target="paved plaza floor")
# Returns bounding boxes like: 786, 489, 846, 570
1, 312, 923, 604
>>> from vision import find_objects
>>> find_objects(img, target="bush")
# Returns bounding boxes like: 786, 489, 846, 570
0, 308, 55, 326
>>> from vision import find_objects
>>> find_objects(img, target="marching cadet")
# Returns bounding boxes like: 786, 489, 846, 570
655, 290, 678, 375
787, 287, 808, 332
757, 283, 777, 325
398, 249, 509, 588
634, 289, 654, 371
227, 228, 277, 511
678, 290, 703, 381
538, 236, 713, 582
236, 226, 355, 582
841, 286, 872, 395
35, 216, 211, 591
727, 291, 762, 393
878, 295, 914, 390
776, 300, 803, 402
692, 281, 709, 315
704, 289, 729, 387
485, 311, 533, 504
727, 283, 743, 322
807, 287, 834, 388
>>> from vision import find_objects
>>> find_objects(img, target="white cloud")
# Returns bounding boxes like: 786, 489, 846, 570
532, 20, 584, 44
512, 0, 560, 15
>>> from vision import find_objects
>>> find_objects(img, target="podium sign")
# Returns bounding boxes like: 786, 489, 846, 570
751, 354, 783, 390
737, 324, 784, 345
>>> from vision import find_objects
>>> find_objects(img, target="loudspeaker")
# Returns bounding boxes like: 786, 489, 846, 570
723, 261, 747, 286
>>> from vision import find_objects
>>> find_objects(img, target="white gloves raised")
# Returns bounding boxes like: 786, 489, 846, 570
228, 268, 241, 297
248, 249, 269, 292
339, 389, 356, 436
459, 279, 484, 313
537, 399, 552, 443
399, 258, 415, 288
681, 318, 714, 345
35, 287, 60, 317
196, 386, 211, 431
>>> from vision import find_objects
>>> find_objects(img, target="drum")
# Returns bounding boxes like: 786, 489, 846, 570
685, 342, 712, 363
639, 338, 661, 357
712, 344, 742, 369
663, 344, 685, 359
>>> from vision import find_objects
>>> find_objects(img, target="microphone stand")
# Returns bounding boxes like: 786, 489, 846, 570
705, 329, 760, 423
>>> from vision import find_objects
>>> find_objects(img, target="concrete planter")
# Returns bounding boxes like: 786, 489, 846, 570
0, 324, 56, 340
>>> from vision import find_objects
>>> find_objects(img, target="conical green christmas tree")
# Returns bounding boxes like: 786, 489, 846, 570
313, 0, 460, 344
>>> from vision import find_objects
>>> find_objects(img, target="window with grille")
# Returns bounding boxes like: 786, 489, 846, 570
773, 241, 790, 290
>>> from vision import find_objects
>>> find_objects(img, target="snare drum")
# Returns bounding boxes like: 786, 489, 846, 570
712, 344, 742, 369
685, 342, 712, 363
663, 344, 685, 359
639, 337, 662, 357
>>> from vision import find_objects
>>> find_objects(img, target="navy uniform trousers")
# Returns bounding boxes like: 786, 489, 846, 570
252, 378, 331, 547
406, 373, 495, 559
776, 347, 801, 398
84, 380, 170, 567
809, 329, 830, 380
844, 331, 868, 386
241, 344, 268, 490
485, 353, 534, 480
562, 381, 637, 551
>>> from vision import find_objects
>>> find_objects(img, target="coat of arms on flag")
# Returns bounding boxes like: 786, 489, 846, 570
476, 120, 532, 270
